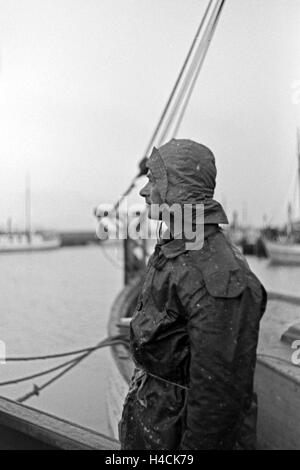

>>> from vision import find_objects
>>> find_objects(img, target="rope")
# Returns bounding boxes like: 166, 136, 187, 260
267, 167, 298, 226
0, 358, 81, 387
0, 336, 128, 397
112, 177, 138, 213
17, 360, 84, 403
101, 242, 124, 270
16, 336, 129, 403
146, 371, 189, 390
157, 0, 219, 144
146, 353, 300, 392
4, 338, 128, 362
172, 0, 226, 138
0, 337, 128, 386
3, 339, 297, 404
5, 348, 91, 362
102, 0, 220, 214
159, 0, 226, 144
143, 0, 214, 158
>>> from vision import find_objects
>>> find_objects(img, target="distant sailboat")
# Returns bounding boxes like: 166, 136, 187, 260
265, 129, 300, 265
0, 174, 61, 253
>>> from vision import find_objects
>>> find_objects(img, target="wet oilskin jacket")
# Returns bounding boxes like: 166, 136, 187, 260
119, 226, 267, 450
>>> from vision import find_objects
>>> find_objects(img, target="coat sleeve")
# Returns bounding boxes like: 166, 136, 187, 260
177, 267, 263, 450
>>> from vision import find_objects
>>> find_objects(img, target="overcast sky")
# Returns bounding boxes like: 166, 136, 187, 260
0, 0, 299, 230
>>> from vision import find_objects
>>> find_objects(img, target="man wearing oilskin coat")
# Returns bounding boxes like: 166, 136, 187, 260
119, 139, 267, 450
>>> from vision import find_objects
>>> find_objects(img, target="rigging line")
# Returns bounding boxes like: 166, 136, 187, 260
268, 132, 300, 225
0, 357, 81, 387
17, 361, 83, 403
112, 177, 137, 214
103, 1, 214, 216
292, 167, 298, 212
172, 0, 226, 138
13, 346, 298, 403
158, 0, 225, 145
16, 336, 129, 404
158, 0, 226, 145
5, 347, 99, 361
0, 337, 128, 386
5, 337, 126, 361
267, 169, 298, 226
158, 0, 223, 145
101, 242, 124, 270
142, 0, 214, 159
20, 351, 296, 405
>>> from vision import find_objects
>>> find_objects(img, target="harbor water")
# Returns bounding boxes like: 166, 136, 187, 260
0, 244, 299, 436
0, 244, 123, 436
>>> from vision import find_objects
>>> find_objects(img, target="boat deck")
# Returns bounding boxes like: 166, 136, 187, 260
255, 295, 300, 449
257, 296, 300, 381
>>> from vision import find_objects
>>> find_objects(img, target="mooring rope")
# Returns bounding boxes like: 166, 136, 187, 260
3, 336, 129, 362
0, 336, 129, 404
0, 335, 298, 406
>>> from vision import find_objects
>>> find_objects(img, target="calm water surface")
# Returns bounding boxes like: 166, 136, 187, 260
246, 255, 300, 295
0, 244, 123, 436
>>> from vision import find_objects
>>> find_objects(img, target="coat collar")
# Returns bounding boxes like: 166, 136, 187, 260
157, 224, 220, 259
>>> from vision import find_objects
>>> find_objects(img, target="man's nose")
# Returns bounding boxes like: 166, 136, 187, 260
139, 182, 150, 198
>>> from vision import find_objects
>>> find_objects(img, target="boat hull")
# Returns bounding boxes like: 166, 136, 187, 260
265, 240, 300, 265
0, 238, 61, 253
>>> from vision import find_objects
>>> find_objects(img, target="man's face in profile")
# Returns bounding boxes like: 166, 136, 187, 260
139, 171, 164, 220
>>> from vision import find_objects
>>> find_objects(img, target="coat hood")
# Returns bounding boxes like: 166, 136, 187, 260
146, 138, 228, 225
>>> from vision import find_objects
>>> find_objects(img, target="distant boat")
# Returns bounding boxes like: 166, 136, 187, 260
0, 231, 61, 253
0, 174, 61, 253
265, 130, 300, 265
265, 239, 300, 265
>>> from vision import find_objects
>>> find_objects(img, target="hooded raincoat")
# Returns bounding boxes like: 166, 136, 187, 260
119, 140, 267, 450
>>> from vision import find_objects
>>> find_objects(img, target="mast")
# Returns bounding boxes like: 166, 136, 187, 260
25, 173, 31, 241
6, 217, 12, 235
298, 128, 300, 219
287, 202, 292, 238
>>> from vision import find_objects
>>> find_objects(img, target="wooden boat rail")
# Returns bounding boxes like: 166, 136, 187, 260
0, 395, 120, 450
267, 290, 300, 306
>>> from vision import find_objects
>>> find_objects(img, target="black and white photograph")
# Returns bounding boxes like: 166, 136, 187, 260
0, 0, 299, 452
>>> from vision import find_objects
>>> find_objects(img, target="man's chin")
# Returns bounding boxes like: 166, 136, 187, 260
146, 204, 161, 220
